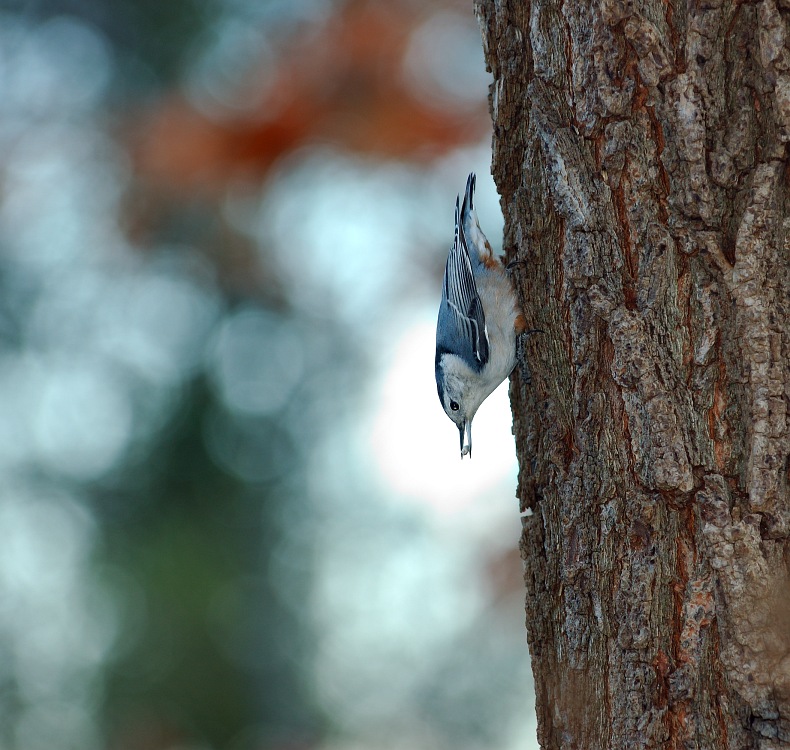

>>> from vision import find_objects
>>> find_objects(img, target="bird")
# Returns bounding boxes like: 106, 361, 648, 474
435, 173, 529, 459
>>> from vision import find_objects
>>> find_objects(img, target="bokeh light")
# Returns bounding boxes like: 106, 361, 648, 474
0, 1, 537, 749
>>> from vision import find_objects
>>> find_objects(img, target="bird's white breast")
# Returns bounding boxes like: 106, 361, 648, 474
476, 267, 519, 388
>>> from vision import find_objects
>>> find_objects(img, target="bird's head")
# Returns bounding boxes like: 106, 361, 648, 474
435, 354, 488, 458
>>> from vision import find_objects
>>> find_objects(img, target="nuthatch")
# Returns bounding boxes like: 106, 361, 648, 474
435, 173, 529, 458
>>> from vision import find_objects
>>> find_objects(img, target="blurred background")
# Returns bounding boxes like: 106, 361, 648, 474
0, 0, 536, 748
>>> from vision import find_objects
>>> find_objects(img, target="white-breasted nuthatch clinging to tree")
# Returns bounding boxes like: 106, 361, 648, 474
435, 173, 530, 459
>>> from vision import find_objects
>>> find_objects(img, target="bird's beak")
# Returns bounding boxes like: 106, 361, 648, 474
459, 420, 472, 459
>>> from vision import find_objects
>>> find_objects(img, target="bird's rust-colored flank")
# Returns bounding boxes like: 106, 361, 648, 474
514, 312, 528, 335
479, 241, 501, 270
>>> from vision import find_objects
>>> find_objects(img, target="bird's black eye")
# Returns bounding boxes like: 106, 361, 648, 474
450, 400, 460, 411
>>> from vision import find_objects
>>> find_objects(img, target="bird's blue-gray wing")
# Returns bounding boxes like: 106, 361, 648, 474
436, 196, 489, 371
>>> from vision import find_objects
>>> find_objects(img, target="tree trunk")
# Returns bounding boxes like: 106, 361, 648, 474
474, 0, 790, 747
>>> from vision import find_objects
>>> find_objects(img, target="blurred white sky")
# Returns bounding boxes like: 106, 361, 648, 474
288, 151, 536, 750
370, 318, 518, 513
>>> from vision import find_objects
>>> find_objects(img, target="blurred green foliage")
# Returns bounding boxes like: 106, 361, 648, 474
96, 379, 321, 747
12, 0, 220, 90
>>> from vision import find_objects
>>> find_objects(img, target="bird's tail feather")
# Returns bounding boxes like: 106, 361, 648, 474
461, 172, 476, 220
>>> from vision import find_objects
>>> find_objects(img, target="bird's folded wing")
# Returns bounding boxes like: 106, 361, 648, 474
436, 197, 489, 370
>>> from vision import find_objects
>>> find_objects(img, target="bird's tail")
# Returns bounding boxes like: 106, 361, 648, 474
461, 172, 476, 224
460, 172, 496, 268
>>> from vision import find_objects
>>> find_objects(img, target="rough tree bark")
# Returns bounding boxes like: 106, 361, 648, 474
474, 0, 790, 747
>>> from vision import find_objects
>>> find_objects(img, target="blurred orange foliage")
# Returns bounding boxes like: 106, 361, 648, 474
129, 0, 489, 192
